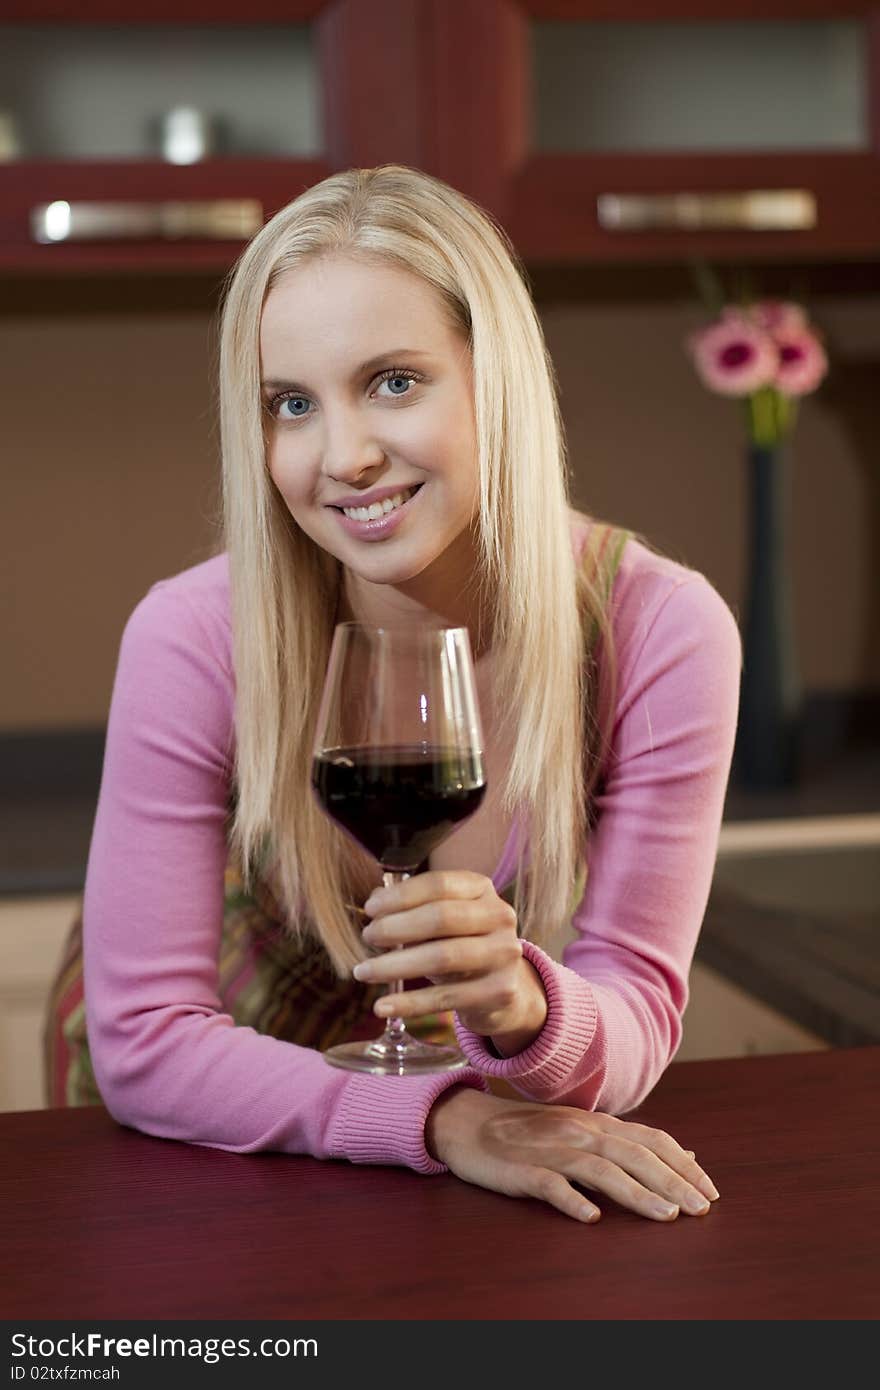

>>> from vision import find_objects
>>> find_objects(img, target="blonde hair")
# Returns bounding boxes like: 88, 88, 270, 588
218, 164, 623, 976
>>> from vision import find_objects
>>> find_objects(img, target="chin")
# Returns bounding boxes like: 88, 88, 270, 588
351, 549, 438, 585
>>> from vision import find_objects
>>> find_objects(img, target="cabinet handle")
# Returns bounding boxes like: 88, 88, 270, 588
31, 199, 263, 244
597, 190, 816, 232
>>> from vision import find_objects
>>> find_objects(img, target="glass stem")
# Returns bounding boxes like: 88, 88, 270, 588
382, 869, 410, 1043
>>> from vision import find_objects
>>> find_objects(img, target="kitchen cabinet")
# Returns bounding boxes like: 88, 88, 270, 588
427, 0, 880, 265
0, 0, 426, 274
1, 1, 878, 275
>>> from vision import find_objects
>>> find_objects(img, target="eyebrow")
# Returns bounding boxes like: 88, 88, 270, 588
261, 349, 435, 395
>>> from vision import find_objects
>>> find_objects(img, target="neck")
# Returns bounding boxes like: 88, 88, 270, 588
334, 532, 494, 663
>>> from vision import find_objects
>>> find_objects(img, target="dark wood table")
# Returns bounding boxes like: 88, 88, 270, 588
2, 1048, 878, 1321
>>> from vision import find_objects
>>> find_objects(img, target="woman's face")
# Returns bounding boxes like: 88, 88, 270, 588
260, 254, 481, 610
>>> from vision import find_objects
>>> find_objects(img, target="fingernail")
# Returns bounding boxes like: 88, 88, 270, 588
684, 1192, 710, 1215
352, 962, 370, 980
653, 1201, 679, 1220
701, 1179, 720, 1202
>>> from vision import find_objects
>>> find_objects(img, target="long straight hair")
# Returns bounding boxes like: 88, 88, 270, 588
218, 165, 622, 976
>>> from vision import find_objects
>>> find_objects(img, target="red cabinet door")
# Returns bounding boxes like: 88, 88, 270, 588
425, 0, 880, 265
4, 0, 878, 273
0, 0, 430, 275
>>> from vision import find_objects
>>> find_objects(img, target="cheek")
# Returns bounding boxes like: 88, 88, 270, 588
263, 429, 281, 482
444, 415, 480, 503
267, 436, 308, 504
420, 389, 478, 477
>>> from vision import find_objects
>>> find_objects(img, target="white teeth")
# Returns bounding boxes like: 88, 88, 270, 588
342, 487, 417, 522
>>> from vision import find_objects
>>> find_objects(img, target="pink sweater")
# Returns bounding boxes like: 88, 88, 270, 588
83, 521, 742, 1174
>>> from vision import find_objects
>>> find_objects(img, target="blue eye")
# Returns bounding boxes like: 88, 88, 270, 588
267, 366, 422, 422
372, 367, 422, 400
380, 374, 416, 396
277, 396, 310, 419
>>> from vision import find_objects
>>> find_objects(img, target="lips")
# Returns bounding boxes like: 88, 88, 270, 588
332, 481, 425, 540
327, 483, 423, 511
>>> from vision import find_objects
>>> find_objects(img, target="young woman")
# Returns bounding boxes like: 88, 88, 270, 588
48, 165, 740, 1225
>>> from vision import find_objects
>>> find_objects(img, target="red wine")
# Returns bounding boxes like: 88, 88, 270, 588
311, 743, 486, 871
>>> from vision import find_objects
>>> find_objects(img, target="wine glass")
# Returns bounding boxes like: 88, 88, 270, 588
311, 622, 487, 1076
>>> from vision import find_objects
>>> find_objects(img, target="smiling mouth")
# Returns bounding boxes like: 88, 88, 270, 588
329, 484, 423, 516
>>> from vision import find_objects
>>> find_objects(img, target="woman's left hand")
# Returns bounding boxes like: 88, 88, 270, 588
353, 870, 548, 1051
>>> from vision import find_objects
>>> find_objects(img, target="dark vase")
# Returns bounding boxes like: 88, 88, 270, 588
734, 441, 803, 789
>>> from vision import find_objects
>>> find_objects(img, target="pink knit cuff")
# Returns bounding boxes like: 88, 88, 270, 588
328, 1066, 489, 1175
453, 939, 600, 1099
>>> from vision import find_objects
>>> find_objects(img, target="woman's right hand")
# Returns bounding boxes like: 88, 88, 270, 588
425, 1086, 720, 1224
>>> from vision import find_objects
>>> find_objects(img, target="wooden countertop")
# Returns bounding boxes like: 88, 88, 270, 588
2, 1047, 878, 1321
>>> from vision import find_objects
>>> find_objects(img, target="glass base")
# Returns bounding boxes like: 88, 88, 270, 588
323, 1030, 469, 1077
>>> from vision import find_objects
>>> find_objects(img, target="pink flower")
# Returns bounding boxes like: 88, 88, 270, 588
772, 327, 828, 397
687, 312, 777, 397
746, 300, 808, 337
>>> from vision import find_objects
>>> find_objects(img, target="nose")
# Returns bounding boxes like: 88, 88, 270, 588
320, 401, 386, 485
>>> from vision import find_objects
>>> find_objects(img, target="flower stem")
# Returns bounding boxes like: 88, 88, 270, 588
772, 389, 789, 436
749, 387, 778, 448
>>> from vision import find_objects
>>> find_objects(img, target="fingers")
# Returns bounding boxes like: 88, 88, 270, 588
354, 929, 519, 987
680, 1154, 719, 1203
364, 870, 487, 918
355, 934, 489, 981
515, 1167, 601, 1225
479, 1111, 720, 1224
437, 1094, 719, 1227
572, 1134, 714, 1218
373, 970, 515, 1023
490, 1151, 695, 1226
598, 1118, 720, 1204
491, 1140, 684, 1224
362, 895, 513, 947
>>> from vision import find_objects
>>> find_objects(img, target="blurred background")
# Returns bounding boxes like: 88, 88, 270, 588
2, 1, 878, 1110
